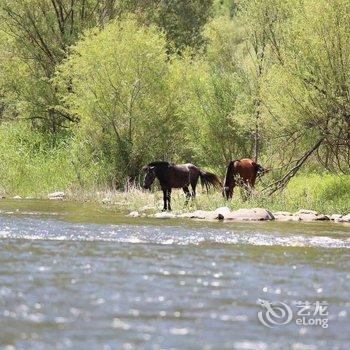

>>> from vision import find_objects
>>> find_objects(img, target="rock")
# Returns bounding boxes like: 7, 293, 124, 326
191, 210, 212, 219
273, 211, 295, 221
276, 215, 299, 222
13, 195, 22, 199
153, 212, 176, 219
213, 207, 231, 220
330, 214, 343, 221
177, 212, 194, 218
214, 206, 231, 215
339, 214, 350, 222
180, 207, 231, 221
127, 211, 140, 218
294, 213, 318, 221
295, 209, 318, 215
314, 214, 330, 221
274, 211, 293, 216
294, 213, 329, 221
224, 208, 275, 221
177, 210, 214, 220
48, 191, 65, 200
177, 208, 230, 221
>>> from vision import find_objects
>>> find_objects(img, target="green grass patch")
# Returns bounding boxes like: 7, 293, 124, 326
87, 173, 349, 215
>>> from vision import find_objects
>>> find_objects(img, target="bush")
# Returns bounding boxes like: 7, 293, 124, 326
57, 17, 186, 184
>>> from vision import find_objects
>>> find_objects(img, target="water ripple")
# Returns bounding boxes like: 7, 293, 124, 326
0, 216, 349, 249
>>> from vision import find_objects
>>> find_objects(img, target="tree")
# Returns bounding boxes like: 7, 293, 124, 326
237, 0, 289, 162
57, 17, 185, 183
173, 16, 255, 171
262, 0, 350, 181
0, 0, 215, 137
121, 0, 214, 53
0, 0, 122, 135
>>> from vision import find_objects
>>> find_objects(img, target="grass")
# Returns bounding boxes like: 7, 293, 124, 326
66, 173, 350, 215
1, 171, 349, 216
0, 122, 349, 215
0, 122, 105, 197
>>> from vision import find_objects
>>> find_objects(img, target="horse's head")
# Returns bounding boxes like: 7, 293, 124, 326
256, 165, 271, 178
142, 165, 156, 190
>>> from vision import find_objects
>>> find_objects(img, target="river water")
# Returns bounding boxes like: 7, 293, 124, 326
0, 200, 349, 350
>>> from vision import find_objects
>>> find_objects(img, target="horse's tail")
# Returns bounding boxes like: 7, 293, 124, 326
199, 169, 222, 191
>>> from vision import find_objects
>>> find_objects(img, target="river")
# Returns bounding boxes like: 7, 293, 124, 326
0, 199, 349, 350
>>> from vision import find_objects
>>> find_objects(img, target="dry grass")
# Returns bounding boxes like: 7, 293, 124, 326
65, 173, 350, 215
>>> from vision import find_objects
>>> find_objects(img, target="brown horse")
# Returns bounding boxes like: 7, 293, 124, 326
223, 158, 269, 199
143, 161, 221, 211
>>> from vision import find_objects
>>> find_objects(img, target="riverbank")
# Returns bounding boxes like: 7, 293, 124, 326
1, 179, 350, 214
1, 175, 349, 224
130, 207, 350, 224
0, 124, 349, 214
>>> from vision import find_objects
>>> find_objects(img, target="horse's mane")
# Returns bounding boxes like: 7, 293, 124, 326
147, 161, 170, 167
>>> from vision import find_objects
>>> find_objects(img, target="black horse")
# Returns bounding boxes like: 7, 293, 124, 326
143, 161, 221, 211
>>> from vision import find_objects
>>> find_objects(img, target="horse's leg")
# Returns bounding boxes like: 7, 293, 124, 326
162, 189, 167, 211
183, 186, 191, 205
247, 184, 253, 198
228, 183, 234, 199
251, 176, 257, 188
224, 178, 235, 199
191, 177, 198, 199
241, 180, 252, 200
167, 189, 172, 211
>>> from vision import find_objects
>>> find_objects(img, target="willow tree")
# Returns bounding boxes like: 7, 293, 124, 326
237, 0, 290, 162
0, 0, 118, 135
57, 18, 185, 183
120, 0, 214, 53
176, 16, 253, 171
262, 0, 350, 192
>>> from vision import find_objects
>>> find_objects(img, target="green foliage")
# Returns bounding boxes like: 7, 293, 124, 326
120, 0, 214, 52
283, 174, 350, 214
176, 17, 253, 170
0, 0, 349, 207
0, 0, 110, 132
261, 0, 350, 171
0, 0, 214, 134
57, 17, 186, 181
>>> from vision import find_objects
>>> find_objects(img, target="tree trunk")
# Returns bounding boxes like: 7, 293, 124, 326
265, 138, 324, 196
253, 115, 259, 162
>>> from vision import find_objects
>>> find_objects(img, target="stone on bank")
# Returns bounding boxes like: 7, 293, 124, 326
223, 208, 275, 221
153, 212, 177, 219
338, 214, 350, 222
126, 207, 349, 224
48, 192, 66, 200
